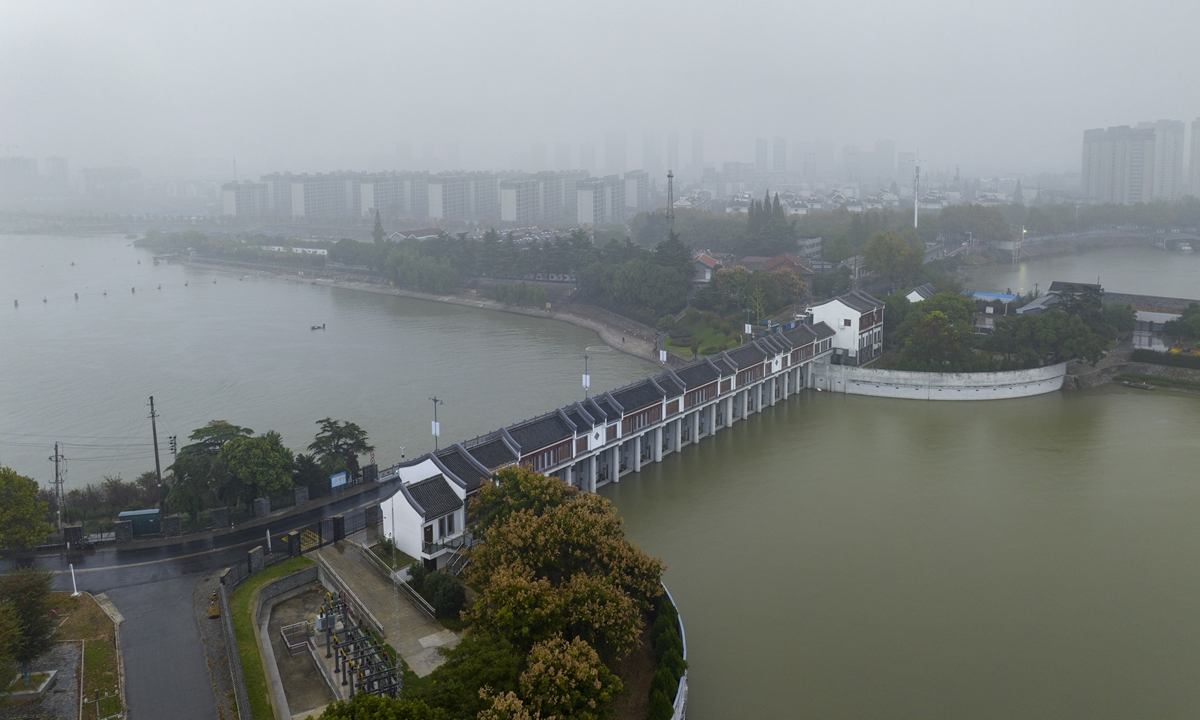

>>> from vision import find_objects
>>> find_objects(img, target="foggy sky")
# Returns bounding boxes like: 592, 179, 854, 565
3, 0, 1198, 178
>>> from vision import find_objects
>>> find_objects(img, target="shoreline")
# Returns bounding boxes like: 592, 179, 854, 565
177, 257, 664, 365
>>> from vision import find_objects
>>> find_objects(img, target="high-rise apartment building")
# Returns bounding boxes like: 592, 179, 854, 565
897, 153, 916, 192
1191, 118, 1200, 198
576, 175, 624, 226
1081, 125, 1157, 204
755, 139, 769, 173
624, 170, 649, 212
873, 140, 895, 181
500, 178, 539, 225
221, 181, 270, 216
44, 157, 68, 193
773, 137, 787, 172
642, 133, 662, 180
1148, 120, 1185, 201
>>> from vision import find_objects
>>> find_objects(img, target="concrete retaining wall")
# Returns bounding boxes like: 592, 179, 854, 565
253, 566, 320, 720
811, 362, 1067, 400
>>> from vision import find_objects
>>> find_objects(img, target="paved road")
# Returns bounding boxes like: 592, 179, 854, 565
38, 485, 389, 719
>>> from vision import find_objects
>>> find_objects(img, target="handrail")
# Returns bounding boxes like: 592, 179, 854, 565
315, 552, 385, 638
662, 582, 688, 720
356, 542, 438, 621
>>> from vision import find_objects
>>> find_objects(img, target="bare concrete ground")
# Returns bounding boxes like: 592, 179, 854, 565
267, 589, 335, 720
316, 544, 458, 677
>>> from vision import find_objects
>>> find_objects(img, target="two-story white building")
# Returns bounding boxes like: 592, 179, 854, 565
807, 290, 885, 366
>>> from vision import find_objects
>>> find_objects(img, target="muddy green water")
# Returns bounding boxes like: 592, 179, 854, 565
4, 237, 1199, 717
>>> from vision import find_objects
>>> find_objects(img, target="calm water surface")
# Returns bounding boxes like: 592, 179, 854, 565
0, 235, 655, 484
5, 236, 1200, 717
969, 244, 1200, 298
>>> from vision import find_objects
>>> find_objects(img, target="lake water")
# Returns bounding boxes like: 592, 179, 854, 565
968, 244, 1200, 299
5, 236, 1200, 718
0, 235, 655, 486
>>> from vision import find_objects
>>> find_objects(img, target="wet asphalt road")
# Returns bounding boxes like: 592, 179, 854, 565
39, 486, 386, 719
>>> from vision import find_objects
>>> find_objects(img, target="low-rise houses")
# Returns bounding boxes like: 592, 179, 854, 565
379, 301, 865, 570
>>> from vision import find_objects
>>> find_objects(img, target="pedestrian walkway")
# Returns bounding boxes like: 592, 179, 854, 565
315, 542, 458, 677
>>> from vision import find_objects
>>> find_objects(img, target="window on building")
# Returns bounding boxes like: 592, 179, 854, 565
424, 524, 433, 544
438, 516, 446, 538
844, 319, 852, 327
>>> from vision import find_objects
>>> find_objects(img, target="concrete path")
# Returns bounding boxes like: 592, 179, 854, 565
315, 543, 458, 677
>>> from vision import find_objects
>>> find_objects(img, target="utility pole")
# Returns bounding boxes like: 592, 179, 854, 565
580, 354, 591, 399
913, 159, 921, 229
148, 396, 163, 507
666, 170, 675, 237
429, 396, 444, 451
48, 443, 64, 531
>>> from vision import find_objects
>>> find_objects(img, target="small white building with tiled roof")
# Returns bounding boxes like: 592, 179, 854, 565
906, 283, 936, 303
807, 291, 885, 366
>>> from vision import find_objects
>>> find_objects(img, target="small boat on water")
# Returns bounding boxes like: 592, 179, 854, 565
311, 324, 326, 331
1122, 381, 1155, 390
1179, 242, 1193, 252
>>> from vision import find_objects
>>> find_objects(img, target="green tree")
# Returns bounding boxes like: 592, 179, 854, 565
863, 231, 923, 285
219, 431, 294, 504
0, 467, 48, 551
0, 571, 55, 676
309, 419, 375, 482
653, 231, 693, 273
518, 635, 622, 720
372, 209, 385, 244
412, 633, 523, 719
1164, 303, 1200, 341
316, 692, 449, 719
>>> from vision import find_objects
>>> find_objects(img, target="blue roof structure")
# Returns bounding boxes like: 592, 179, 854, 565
969, 291, 1018, 302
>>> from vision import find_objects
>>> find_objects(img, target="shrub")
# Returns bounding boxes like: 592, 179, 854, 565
1132, 348, 1200, 370
660, 647, 687, 681
653, 625, 683, 662
423, 571, 466, 619
406, 561, 427, 591
647, 690, 674, 720
701, 345, 719, 355
649, 664, 678, 702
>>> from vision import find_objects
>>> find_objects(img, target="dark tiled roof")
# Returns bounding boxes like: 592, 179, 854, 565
758, 336, 786, 354
405, 475, 463, 520
506, 413, 575, 454
709, 356, 735, 375
811, 321, 836, 340
727, 344, 767, 368
839, 290, 884, 312
910, 283, 936, 300
593, 397, 620, 422
611, 380, 664, 413
565, 406, 597, 433
655, 374, 685, 399
467, 437, 517, 470
782, 324, 818, 346
1048, 281, 1102, 294
675, 361, 719, 389
435, 447, 488, 492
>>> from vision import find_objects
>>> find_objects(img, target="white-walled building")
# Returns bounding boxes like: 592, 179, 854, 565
905, 283, 935, 303
807, 290, 885, 366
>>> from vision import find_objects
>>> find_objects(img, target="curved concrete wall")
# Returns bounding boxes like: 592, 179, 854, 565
810, 362, 1067, 400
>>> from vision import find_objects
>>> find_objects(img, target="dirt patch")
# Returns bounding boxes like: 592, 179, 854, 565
610, 618, 656, 720
193, 571, 238, 720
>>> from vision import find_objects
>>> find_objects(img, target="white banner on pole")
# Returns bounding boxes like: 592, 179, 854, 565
659, 350, 667, 363
582, 373, 590, 389
432, 420, 441, 437
744, 323, 753, 334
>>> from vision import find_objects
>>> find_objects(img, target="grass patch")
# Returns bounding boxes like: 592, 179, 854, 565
664, 312, 740, 356
369, 543, 416, 571
51, 592, 121, 715
1115, 373, 1200, 392
228, 556, 315, 720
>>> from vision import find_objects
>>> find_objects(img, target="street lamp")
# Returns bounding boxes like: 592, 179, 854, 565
429, 397, 444, 451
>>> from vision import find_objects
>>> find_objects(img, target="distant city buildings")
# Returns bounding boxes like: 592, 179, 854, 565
1081, 120, 1187, 203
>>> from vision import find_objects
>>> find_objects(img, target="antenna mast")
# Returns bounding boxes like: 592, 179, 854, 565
666, 169, 675, 236
913, 157, 921, 229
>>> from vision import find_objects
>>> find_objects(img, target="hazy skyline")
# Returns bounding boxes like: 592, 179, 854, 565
3, 0, 1198, 179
